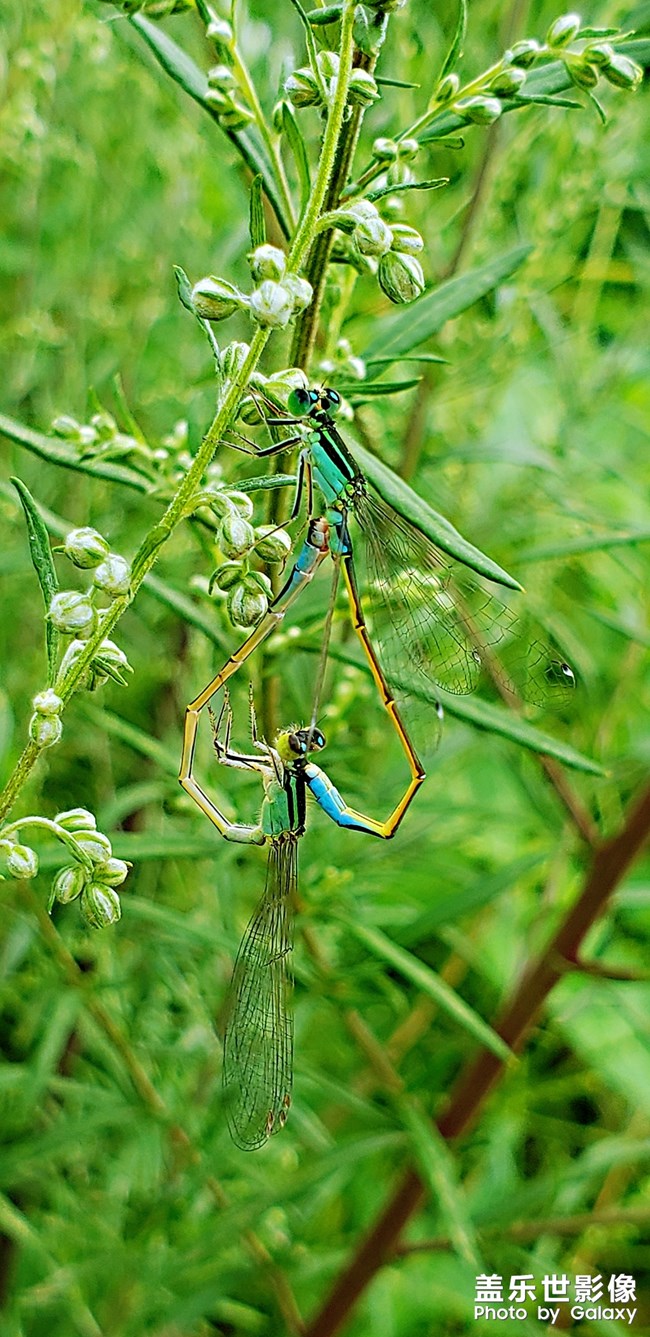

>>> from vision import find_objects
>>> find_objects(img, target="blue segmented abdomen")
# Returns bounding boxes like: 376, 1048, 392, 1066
306, 764, 371, 833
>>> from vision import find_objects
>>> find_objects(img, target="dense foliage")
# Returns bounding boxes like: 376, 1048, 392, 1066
1, 2, 649, 1334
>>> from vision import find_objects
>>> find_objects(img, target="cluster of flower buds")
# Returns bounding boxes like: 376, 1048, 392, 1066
58, 637, 133, 690
29, 688, 64, 750
50, 809, 128, 928
209, 504, 292, 628
205, 63, 253, 131
437, 12, 642, 127
190, 246, 313, 332
371, 136, 420, 189
285, 50, 379, 115
53, 410, 164, 475
53, 526, 131, 604
329, 199, 425, 304
0, 807, 128, 929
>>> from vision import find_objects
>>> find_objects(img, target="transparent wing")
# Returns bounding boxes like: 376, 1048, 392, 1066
354, 488, 575, 708
222, 838, 296, 1150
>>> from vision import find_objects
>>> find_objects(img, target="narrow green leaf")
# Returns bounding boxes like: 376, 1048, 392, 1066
375, 76, 420, 89
281, 102, 311, 213
129, 16, 291, 238
519, 529, 650, 562
0, 413, 152, 494
365, 353, 449, 366
362, 244, 532, 363
585, 90, 608, 126
236, 472, 298, 494
11, 478, 59, 685
305, 3, 342, 23
289, 0, 328, 99
341, 378, 421, 399
438, 0, 468, 82
351, 441, 522, 588
511, 94, 583, 110
173, 264, 194, 312
367, 177, 448, 202
344, 918, 514, 1062
248, 174, 266, 250
396, 1098, 481, 1266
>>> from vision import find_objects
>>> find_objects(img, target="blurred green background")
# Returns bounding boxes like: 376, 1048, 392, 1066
1, 1, 649, 1334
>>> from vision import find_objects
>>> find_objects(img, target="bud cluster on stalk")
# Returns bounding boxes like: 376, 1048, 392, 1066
189, 245, 313, 332
285, 49, 380, 115
52, 409, 165, 477
327, 198, 425, 304
208, 481, 293, 629
0, 807, 129, 929
428, 11, 643, 127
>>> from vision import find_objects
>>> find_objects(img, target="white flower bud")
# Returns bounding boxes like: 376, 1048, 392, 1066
52, 864, 87, 904
191, 276, 244, 321
228, 580, 269, 627
281, 273, 313, 313
354, 215, 393, 258
97, 857, 130, 888
248, 245, 286, 282
55, 808, 97, 832
93, 553, 131, 598
389, 224, 424, 255
248, 280, 294, 329
74, 832, 113, 865
254, 526, 292, 562
63, 527, 110, 570
378, 252, 425, 304
2, 843, 39, 879
29, 713, 63, 749
80, 882, 122, 929
32, 689, 63, 716
219, 513, 255, 559
49, 591, 96, 636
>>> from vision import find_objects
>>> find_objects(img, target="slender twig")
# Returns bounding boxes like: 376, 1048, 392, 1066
304, 781, 650, 1337
394, 1204, 650, 1255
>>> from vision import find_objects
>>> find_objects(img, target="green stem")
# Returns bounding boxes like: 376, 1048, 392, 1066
1, 816, 95, 873
230, 44, 296, 231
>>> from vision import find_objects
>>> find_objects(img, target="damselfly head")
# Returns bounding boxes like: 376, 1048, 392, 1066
277, 726, 326, 759
287, 385, 341, 421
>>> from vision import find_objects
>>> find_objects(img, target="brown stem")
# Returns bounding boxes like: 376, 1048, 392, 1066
304, 780, 650, 1337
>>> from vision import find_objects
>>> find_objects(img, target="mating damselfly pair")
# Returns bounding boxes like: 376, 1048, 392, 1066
179, 384, 575, 1149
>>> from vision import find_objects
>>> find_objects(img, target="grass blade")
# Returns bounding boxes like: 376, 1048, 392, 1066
249, 174, 266, 250
1, 414, 152, 493
11, 477, 59, 685
438, 0, 467, 83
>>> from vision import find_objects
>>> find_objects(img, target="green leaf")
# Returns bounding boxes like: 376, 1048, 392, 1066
365, 353, 449, 366
367, 177, 448, 202
173, 264, 194, 313
248, 174, 266, 250
375, 77, 420, 89
0, 413, 152, 494
129, 16, 291, 239
236, 472, 298, 494
519, 529, 650, 562
438, 0, 468, 82
11, 478, 59, 685
351, 441, 522, 588
281, 102, 311, 213
343, 918, 514, 1062
396, 1098, 481, 1266
341, 379, 421, 399
305, 3, 342, 23
362, 244, 533, 363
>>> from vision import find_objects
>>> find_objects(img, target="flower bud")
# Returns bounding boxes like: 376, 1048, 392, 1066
546, 13, 581, 47
49, 591, 96, 636
399, 137, 419, 160
488, 66, 527, 95
207, 62, 236, 92
52, 864, 87, 904
74, 832, 113, 865
227, 490, 254, 519
602, 53, 643, 90
29, 713, 63, 748
55, 808, 97, 832
348, 69, 380, 107
221, 341, 251, 379
191, 276, 244, 322
80, 882, 122, 929
2, 843, 39, 879
254, 526, 292, 562
568, 59, 598, 89
281, 273, 313, 313
584, 42, 614, 68
248, 280, 294, 329
96, 639, 132, 673
228, 579, 269, 627
204, 88, 253, 128
248, 244, 286, 283
317, 50, 340, 79
209, 562, 241, 594
285, 68, 321, 108
378, 252, 425, 304
509, 39, 541, 68
455, 95, 502, 124
373, 137, 397, 161
52, 414, 83, 439
354, 215, 393, 258
435, 72, 460, 102
93, 553, 131, 598
219, 512, 256, 559
206, 16, 233, 50
32, 688, 63, 716
97, 857, 130, 887
63, 527, 110, 569
389, 224, 424, 256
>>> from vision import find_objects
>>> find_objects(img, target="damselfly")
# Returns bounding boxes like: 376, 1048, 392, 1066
208, 689, 411, 1149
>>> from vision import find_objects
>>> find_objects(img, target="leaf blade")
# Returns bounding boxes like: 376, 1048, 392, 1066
11, 477, 59, 685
